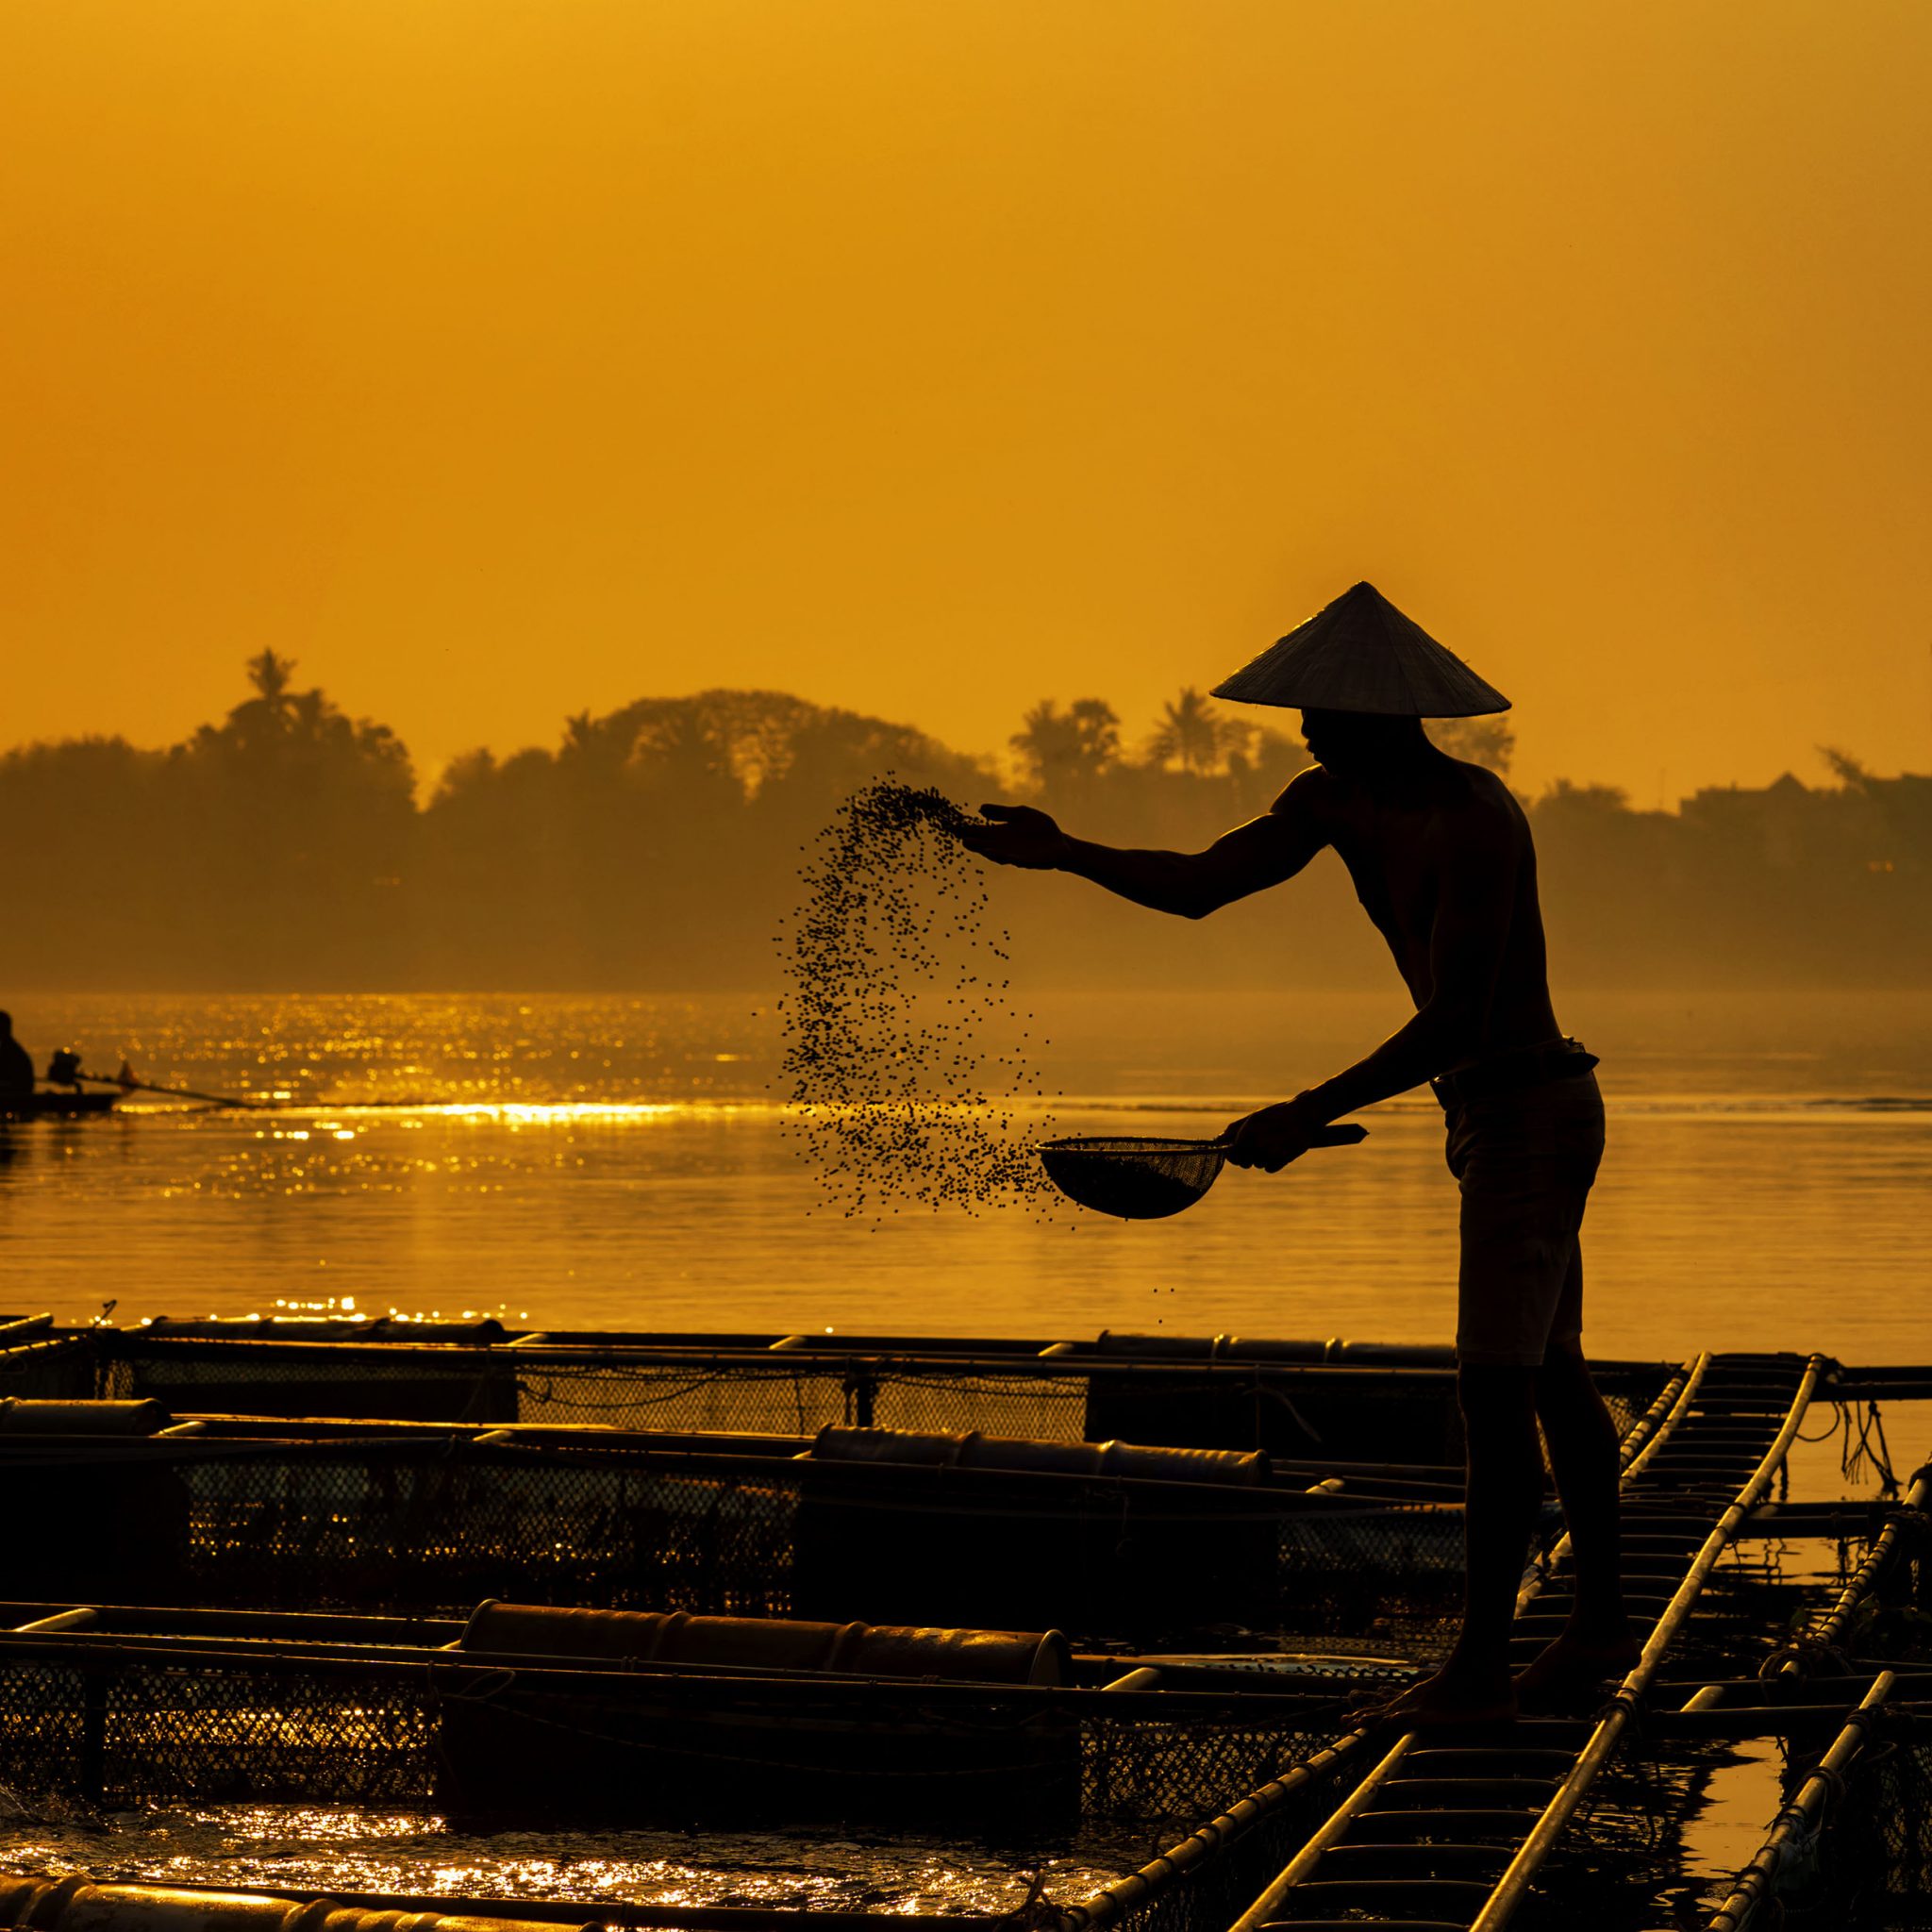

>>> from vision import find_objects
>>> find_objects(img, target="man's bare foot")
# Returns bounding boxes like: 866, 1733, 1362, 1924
1514, 1626, 1643, 1709
1347, 1664, 1518, 1731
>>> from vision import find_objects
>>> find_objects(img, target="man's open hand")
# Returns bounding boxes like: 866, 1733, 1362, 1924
1224, 1095, 1325, 1174
956, 802, 1068, 871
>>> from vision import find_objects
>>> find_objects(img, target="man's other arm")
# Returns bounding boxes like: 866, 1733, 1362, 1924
1299, 808, 1516, 1119
958, 767, 1332, 919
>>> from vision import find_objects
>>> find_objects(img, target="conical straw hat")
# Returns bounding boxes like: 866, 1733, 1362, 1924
1212, 582, 1509, 717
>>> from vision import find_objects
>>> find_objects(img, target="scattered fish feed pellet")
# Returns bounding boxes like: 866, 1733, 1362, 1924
777, 780, 1059, 1217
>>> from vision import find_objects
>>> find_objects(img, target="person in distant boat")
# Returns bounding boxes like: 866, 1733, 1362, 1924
961, 581, 1630, 1727
0, 1012, 35, 1108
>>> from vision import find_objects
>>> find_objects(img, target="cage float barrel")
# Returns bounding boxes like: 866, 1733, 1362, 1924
0, 1878, 593, 1932
436, 1605, 1080, 1829
459, 1601, 1070, 1684
809, 1424, 1269, 1485
0, 1398, 172, 1435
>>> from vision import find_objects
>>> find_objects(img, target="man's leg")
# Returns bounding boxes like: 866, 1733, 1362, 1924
1517, 1337, 1639, 1698
1364, 1359, 1541, 1724
1447, 1361, 1545, 1705
1372, 1075, 1613, 1725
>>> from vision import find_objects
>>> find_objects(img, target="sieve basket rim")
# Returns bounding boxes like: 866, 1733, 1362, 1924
1039, 1134, 1229, 1158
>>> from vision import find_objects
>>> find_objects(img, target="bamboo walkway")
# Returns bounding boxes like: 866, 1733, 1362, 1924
1221, 1351, 1824, 1932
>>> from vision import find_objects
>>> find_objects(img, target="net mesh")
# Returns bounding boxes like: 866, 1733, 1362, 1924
1830, 1735, 1932, 1915
106, 1348, 1103, 1441
0, 1656, 432, 1807
1073, 1755, 1363, 1932
1807, 1507, 1932, 1920
0, 1337, 96, 1402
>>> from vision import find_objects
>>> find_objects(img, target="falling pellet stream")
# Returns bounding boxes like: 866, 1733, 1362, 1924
776, 780, 1059, 1217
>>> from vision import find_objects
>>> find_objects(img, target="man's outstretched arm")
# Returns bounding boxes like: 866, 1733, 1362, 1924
958, 768, 1332, 919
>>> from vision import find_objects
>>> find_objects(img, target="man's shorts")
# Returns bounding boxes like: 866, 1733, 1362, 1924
1441, 1070, 1607, 1368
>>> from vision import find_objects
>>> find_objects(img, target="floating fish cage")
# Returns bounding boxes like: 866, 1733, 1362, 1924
0, 1405, 1481, 1643
7, 1339, 1929, 1932
0, 1598, 1388, 1838
70, 1320, 1679, 1460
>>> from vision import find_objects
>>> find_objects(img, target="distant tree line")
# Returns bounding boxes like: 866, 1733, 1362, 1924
1, 655, 1924, 990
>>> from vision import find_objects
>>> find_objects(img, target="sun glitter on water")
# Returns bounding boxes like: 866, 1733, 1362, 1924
775, 780, 1060, 1219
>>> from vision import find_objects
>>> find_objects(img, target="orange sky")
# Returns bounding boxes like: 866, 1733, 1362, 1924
5, 1, 1930, 803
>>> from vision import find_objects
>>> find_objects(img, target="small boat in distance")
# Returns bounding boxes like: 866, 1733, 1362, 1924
0, 1088, 122, 1123
2, 1049, 262, 1120
1, 1039, 125, 1121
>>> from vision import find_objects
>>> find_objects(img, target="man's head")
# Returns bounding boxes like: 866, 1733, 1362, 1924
1298, 708, 1431, 779
0, 1012, 11, 1040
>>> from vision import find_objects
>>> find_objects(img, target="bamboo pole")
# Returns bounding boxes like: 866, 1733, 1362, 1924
1704, 1673, 1896, 1932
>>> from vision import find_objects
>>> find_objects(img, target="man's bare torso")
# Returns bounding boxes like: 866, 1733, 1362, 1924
1297, 758, 1561, 1066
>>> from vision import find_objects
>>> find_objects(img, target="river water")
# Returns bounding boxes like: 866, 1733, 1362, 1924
1, 988, 1925, 1360
4, 989, 1932, 1367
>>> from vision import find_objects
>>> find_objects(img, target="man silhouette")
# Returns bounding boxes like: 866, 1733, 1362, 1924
960, 582, 1631, 1724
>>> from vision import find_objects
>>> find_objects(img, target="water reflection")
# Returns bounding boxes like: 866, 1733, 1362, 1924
1, 1803, 1134, 1914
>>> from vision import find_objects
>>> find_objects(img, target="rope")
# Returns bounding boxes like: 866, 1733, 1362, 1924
1757, 1634, 1853, 1680
1795, 1402, 1846, 1446
993, 1870, 1059, 1932
1844, 1401, 1900, 1496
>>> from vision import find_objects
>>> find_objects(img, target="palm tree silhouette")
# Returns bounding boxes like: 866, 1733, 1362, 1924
246, 649, 298, 716
1146, 687, 1223, 774
1010, 698, 1121, 789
